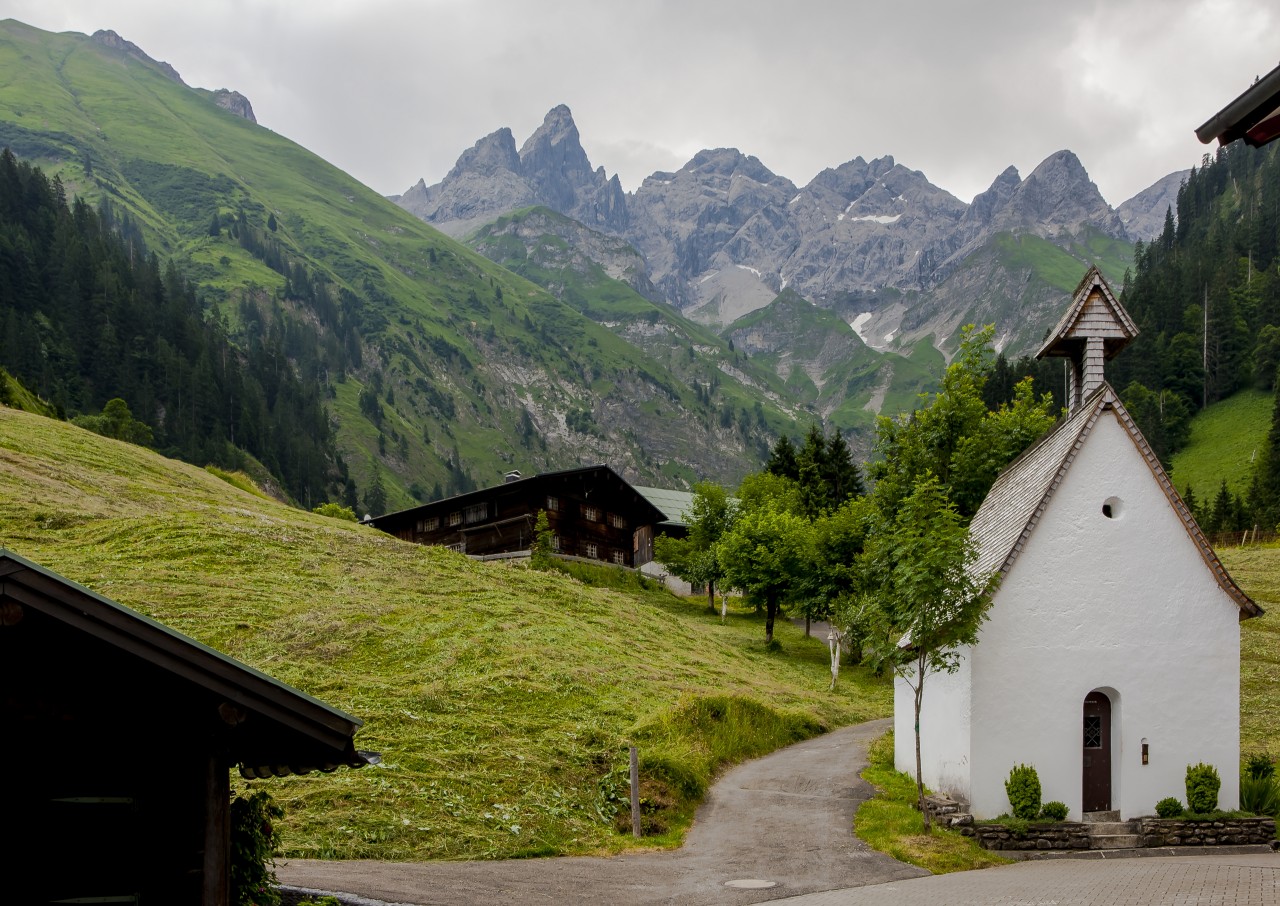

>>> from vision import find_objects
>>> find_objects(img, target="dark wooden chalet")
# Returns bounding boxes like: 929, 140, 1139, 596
369, 465, 668, 567
0, 549, 371, 905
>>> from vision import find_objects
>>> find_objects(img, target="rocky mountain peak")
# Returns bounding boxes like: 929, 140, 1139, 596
211, 88, 256, 123
1117, 169, 1190, 241
92, 30, 185, 85
449, 127, 521, 179
992, 149, 1125, 239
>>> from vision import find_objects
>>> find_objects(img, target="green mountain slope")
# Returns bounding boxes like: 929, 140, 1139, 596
0, 404, 890, 858
1169, 389, 1272, 497
0, 20, 782, 502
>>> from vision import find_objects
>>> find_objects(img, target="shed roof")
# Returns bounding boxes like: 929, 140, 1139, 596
370, 464, 666, 528
0, 549, 373, 777
968, 385, 1261, 620
1196, 61, 1280, 149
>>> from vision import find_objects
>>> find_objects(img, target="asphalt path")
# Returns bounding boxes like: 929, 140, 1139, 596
278, 717, 926, 905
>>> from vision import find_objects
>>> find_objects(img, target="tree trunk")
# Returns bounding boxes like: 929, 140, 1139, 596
914, 654, 930, 832
805, 614, 811, 636
707, 580, 716, 613
765, 595, 777, 643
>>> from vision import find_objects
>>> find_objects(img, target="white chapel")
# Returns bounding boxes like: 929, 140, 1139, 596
894, 266, 1262, 820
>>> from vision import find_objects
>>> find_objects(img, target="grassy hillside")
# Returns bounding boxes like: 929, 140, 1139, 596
0, 20, 785, 503
1170, 389, 1272, 497
1220, 545, 1280, 755
0, 405, 889, 859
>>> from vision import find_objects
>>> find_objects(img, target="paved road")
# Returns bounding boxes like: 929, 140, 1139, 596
279, 717, 926, 905
779, 852, 1280, 905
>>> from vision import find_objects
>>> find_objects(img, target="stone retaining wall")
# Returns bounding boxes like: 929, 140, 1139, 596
957, 821, 1091, 851
1138, 816, 1276, 847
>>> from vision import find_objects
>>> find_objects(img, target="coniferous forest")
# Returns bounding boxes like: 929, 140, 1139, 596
1111, 140, 1280, 531
0, 149, 348, 506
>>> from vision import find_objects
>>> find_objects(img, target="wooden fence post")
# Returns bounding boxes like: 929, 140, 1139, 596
630, 745, 641, 838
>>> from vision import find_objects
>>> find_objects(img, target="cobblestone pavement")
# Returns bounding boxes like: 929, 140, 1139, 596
776, 852, 1280, 905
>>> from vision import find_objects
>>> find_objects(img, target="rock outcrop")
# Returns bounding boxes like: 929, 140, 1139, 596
92, 30, 186, 85
211, 89, 257, 123
1117, 169, 1190, 241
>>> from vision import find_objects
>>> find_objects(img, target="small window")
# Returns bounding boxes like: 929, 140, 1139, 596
608, 513, 625, 529
546, 495, 560, 512
448, 511, 462, 527
584, 541, 599, 559
583, 505, 600, 522
465, 503, 488, 524
1084, 715, 1102, 748
552, 534, 561, 552
416, 516, 439, 533
611, 550, 625, 565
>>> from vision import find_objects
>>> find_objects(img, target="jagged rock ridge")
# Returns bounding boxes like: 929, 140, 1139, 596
398, 107, 1160, 357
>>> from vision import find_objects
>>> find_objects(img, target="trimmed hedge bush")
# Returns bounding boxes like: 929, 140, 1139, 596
1005, 764, 1042, 820
1156, 796, 1184, 818
1185, 763, 1221, 814
1039, 800, 1068, 821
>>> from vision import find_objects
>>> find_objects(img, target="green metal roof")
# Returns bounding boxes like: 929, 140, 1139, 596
633, 486, 697, 527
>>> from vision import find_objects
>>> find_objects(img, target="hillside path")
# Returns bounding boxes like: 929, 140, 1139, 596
278, 717, 926, 905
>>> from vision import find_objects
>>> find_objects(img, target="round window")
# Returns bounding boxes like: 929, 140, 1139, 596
1102, 496, 1123, 519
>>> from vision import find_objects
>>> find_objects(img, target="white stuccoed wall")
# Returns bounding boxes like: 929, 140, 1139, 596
895, 646, 973, 803
898, 409, 1241, 819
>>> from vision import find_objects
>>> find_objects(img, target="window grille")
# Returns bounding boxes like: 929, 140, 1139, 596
416, 516, 439, 533
448, 511, 462, 527
611, 550, 625, 565
608, 513, 625, 529
1084, 715, 1102, 748
584, 541, 599, 559
546, 495, 560, 512
583, 505, 600, 522
465, 503, 488, 524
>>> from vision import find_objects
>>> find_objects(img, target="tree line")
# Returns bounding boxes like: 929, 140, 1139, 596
1110, 140, 1280, 531
0, 149, 349, 506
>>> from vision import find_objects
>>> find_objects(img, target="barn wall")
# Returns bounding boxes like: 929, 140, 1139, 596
967, 412, 1241, 819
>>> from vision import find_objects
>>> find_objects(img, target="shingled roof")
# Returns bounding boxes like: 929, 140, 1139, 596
1035, 265, 1139, 362
968, 384, 1261, 620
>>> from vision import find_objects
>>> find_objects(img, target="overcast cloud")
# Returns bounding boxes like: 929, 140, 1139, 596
4, 0, 1276, 206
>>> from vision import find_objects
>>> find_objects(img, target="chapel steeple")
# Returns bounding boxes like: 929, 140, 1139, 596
1035, 265, 1139, 413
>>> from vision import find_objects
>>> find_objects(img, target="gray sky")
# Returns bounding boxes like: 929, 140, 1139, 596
5, 0, 1277, 206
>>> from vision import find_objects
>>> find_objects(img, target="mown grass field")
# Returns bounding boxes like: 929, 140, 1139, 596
1222, 544, 1280, 756
0, 406, 890, 860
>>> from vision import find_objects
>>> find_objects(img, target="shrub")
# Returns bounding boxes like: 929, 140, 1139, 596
1185, 763, 1221, 813
1039, 800, 1068, 821
312, 502, 357, 521
1155, 796, 1184, 818
1241, 774, 1280, 818
1005, 764, 1042, 820
1246, 752, 1276, 780
230, 790, 283, 906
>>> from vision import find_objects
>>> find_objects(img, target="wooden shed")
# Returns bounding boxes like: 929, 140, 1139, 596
0, 549, 371, 905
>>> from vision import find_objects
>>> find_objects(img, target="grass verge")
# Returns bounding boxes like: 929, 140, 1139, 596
854, 732, 1010, 873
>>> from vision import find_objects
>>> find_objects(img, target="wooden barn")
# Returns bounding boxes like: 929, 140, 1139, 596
0, 549, 371, 905
369, 465, 668, 567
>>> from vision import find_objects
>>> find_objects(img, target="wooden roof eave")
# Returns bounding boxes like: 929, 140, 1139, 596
0, 552, 371, 768
1034, 267, 1138, 361
977, 387, 1262, 621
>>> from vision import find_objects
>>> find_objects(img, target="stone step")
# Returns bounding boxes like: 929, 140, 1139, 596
1086, 821, 1138, 835
1092, 834, 1144, 849
1083, 810, 1121, 823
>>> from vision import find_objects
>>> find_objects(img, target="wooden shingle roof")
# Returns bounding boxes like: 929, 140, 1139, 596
968, 384, 1261, 620
1035, 265, 1139, 362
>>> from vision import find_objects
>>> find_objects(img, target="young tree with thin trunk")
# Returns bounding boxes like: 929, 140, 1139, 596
866, 475, 997, 830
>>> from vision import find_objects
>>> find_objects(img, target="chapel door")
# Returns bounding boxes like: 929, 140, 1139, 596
1082, 691, 1112, 812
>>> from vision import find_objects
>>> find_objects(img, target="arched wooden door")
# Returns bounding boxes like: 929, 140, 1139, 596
1082, 691, 1112, 812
